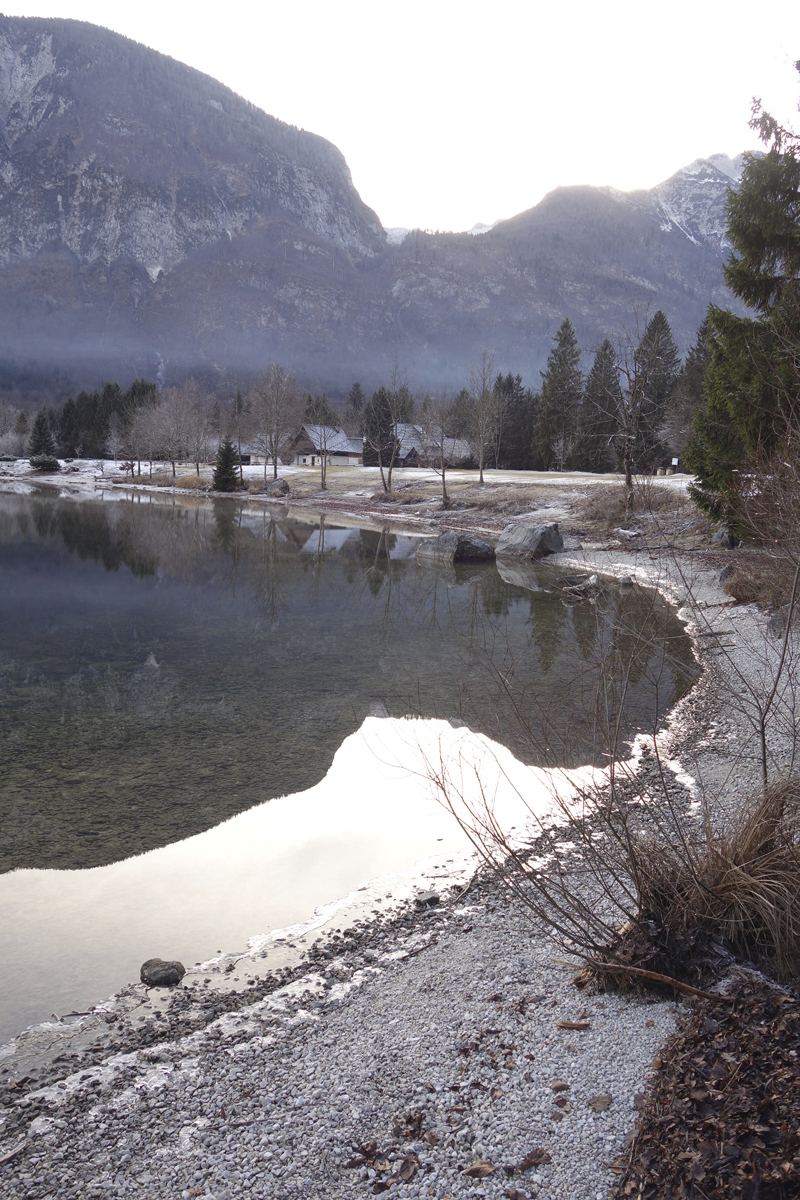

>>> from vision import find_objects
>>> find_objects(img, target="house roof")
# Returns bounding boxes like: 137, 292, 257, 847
299, 425, 363, 455
396, 424, 472, 462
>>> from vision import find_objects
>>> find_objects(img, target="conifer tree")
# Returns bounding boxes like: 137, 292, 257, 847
343, 381, 365, 431
687, 67, 800, 517
28, 409, 57, 458
635, 310, 680, 468
212, 436, 239, 492
661, 320, 712, 458
574, 340, 621, 472
532, 319, 583, 470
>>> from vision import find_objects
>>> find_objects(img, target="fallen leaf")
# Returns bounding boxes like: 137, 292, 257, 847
551, 1080, 570, 1093
588, 1093, 612, 1113
556, 1020, 591, 1030
645, 1020, 654, 1028
517, 1147, 552, 1172
491, 1087, 503, 1100
423, 1130, 440, 1147
399, 1157, 417, 1182
463, 1159, 496, 1179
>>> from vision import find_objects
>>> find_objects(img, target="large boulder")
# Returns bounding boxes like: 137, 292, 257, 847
140, 958, 186, 987
265, 477, 290, 497
415, 530, 495, 565
496, 521, 564, 561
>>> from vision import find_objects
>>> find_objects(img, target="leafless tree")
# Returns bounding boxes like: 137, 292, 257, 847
150, 387, 197, 475
304, 395, 334, 490
467, 348, 497, 484
250, 365, 299, 482
104, 412, 125, 462
418, 389, 457, 509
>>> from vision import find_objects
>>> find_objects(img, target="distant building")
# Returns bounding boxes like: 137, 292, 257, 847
290, 425, 363, 467
394, 424, 473, 468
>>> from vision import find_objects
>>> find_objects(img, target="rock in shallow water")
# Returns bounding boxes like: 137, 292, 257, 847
496, 521, 563, 561
415, 530, 495, 565
140, 958, 186, 987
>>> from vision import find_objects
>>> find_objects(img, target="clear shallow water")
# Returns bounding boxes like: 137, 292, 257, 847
0, 489, 697, 1038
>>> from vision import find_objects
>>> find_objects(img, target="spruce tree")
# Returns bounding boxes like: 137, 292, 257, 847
213, 437, 239, 492
574, 340, 621, 472
496, 373, 536, 469
635, 310, 680, 469
661, 320, 712, 459
28, 409, 57, 461
343, 381, 365, 431
532, 319, 583, 470
687, 71, 800, 516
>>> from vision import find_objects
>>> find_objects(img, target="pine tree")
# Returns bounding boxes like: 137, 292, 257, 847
661, 320, 712, 459
574, 340, 621, 472
303, 392, 336, 426
28, 409, 57, 459
212, 436, 239, 492
532, 319, 583, 470
687, 72, 800, 517
635, 310, 680, 469
343, 382, 365, 432
495, 373, 536, 469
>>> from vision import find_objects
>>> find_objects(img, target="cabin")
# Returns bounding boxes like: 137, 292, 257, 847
394, 424, 473, 468
290, 425, 363, 467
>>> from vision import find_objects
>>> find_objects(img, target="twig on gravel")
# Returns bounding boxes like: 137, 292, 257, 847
588, 962, 734, 1002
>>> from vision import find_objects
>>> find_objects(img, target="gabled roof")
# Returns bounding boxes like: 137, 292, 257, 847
299, 425, 363, 455
396, 423, 472, 462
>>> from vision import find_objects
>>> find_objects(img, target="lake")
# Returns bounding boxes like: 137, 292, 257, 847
0, 488, 696, 1039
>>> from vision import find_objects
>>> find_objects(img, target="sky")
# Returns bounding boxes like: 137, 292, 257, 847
8, 1, 800, 232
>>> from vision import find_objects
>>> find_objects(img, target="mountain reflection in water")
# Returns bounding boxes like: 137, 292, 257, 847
0, 489, 697, 874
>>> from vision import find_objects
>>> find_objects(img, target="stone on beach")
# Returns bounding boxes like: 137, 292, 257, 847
415, 529, 495, 565
265, 477, 290, 497
140, 958, 186, 987
496, 520, 564, 561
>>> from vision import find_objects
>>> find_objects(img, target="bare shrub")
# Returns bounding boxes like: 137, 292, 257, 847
633, 477, 693, 515
421, 551, 800, 989
576, 482, 627, 527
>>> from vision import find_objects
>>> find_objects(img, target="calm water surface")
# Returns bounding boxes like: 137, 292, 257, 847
0, 489, 697, 1037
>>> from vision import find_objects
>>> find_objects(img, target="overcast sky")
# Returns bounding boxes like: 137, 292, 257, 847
10, 1, 800, 231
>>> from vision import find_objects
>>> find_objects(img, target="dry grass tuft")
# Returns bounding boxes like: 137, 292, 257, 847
576, 483, 628, 528
722, 556, 799, 608
175, 474, 210, 491
636, 778, 800, 979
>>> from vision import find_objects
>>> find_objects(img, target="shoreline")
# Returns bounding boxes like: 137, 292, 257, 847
0, 474, 775, 1199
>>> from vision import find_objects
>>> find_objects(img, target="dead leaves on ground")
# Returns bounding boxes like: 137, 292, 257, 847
463, 1158, 496, 1178
613, 975, 800, 1199
345, 1140, 421, 1194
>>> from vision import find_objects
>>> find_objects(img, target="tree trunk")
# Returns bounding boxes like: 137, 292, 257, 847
624, 444, 634, 517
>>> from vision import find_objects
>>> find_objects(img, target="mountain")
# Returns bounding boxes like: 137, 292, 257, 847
0, 16, 745, 395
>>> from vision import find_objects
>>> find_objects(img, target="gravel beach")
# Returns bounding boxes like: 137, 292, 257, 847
0, 875, 678, 1200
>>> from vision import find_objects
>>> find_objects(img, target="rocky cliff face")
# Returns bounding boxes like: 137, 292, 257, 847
0, 16, 745, 393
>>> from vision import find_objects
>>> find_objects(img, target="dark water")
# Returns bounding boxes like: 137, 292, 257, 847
0, 489, 697, 875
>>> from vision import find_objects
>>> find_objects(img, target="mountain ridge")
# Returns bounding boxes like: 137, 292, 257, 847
0, 16, 745, 394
